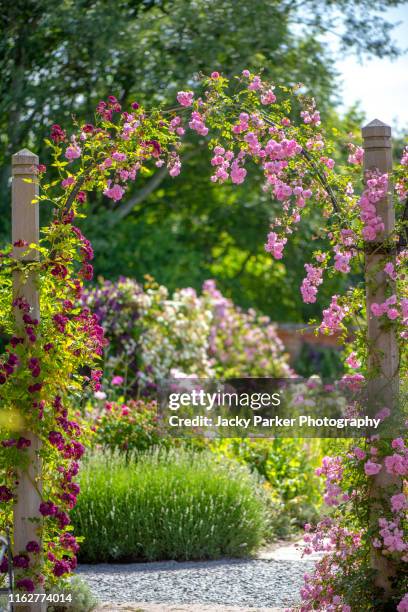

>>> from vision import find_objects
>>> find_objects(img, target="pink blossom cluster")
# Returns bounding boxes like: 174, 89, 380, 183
65, 143, 81, 160
301, 519, 359, 611
345, 352, 360, 369
167, 152, 182, 177
54, 94, 189, 210
188, 111, 208, 136
339, 373, 365, 392
211, 146, 234, 183
333, 245, 354, 273
364, 459, 382, 475
210, 146, 235, 183
340, 229, 356, 247
376, 517, 406, 553
264, 136, 302, 161
359, 172, 388, 241
232, 112, 250, 134
319, 295, 347, 335
305, 134, 324, 151
169, 115, 185, 136
248, 75, 262, 91
315, 456, 345, 506
320, 155, 335, 169
371, 294, 408, 325
103, 183, 125, 202
347, 144, 364, 165
260, 88, 276, 105
391, 492, 407, 514
384, 438, 408, 476
230, 159, 247, 184
96, 96, 122, 120
300, 263, 323, 303
176, 91, 194, 107
300, 109, 321, 125
384, 261, 397, 280
396, 179, 408, 201
264, 231, 287, 259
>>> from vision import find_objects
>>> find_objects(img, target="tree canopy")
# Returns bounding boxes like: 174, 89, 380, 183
1, 0, 406, 320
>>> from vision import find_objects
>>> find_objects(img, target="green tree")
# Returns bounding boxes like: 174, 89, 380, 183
0, 0, 406, 320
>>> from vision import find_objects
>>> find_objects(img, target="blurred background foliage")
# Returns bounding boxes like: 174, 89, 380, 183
1, 0, 406, 321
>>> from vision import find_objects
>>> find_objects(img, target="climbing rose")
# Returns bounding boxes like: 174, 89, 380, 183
112, 151, 127, 162
39, 501, 58, 516
189, 111, 208, 136
385, 454, 408, 476
301, 264, 323, 304
61, 176, 75, 188
359, 172, 387, 241
50, 124, 66, 143
26, 541, 40, 553
103, 184, 125, 202
48, 431, 64, 449
52, 559, 71, 577
348, 145, 364, 165
391, 493, 407, 513
16, 578, 35, 592
364, 460, 382, 476
0, 485, 13, 502
230, 160, 247, 184
319, 296, 347, 335
13, 555, 29, 569
264, 232, 287, 259
398, 594, 408, 612
65, 144, 81, 160
177, 91, 194, 107
345, 352, 360, 369
261, 89, 276, 105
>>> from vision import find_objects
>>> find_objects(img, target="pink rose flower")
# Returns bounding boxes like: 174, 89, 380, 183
177, 91, 194, 107
103, 184, 125, 202
364, 460, 382, 476
391, 493, 407, 513
65, 144, 81, 160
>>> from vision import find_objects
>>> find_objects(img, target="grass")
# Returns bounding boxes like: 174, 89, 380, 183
72, 449, 268, 563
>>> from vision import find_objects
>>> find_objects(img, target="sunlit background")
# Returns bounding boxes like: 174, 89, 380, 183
336, 5, 408, 127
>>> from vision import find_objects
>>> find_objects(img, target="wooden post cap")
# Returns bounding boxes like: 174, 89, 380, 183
362, 119, 392, 148
12, 148, 40, 260
12, 148, 39, 175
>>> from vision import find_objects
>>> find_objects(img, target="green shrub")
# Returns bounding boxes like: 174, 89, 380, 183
72, 450, 268, 562
92, 399, 168, 457
210, 438, 323, 536
47, 576, 98, 611
90, 398, 209, 457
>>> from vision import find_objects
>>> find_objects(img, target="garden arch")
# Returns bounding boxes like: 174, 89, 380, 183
3, 74, 407, 610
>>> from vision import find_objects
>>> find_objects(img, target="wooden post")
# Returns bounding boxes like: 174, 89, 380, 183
12, 149, 45, 611
362, 120, 400, 599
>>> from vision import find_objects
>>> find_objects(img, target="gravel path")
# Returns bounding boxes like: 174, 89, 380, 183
78, 540, 317, 611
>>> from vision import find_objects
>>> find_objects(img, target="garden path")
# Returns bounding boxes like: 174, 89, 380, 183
80, 538, 320, 611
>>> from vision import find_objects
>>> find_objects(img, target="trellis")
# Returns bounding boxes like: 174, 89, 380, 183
9, 118, 401, 608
